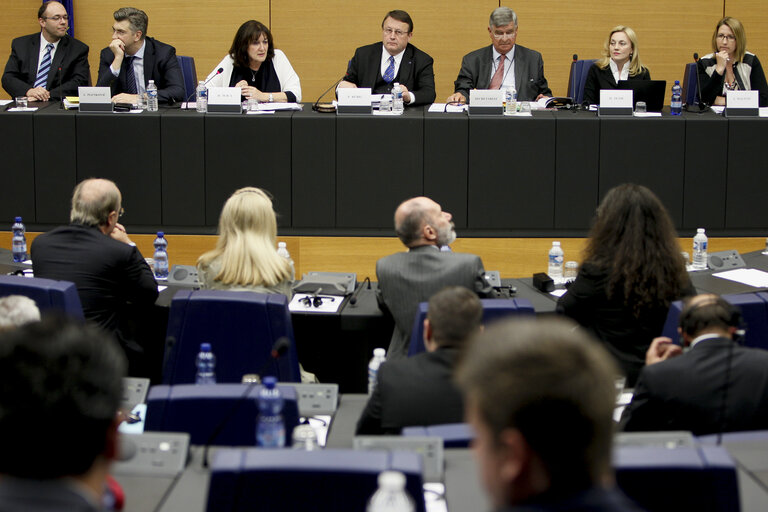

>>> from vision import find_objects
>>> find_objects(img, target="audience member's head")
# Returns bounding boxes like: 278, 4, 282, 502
679, 293, 741, 344
394, 196, 456, 248
424, 286, 482, 351
197, 187, 291, 288
584, 183, 686, 316
0, 295, 41, 332
70, 178, 122, 234
0, 318, 125, 492
457, 318, 618, 507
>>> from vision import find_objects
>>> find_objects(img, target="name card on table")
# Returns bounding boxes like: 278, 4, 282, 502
208, 87, 242, 113
337, 88, 372, 114
598, 89, 633, 116
78, 86, 112, 112
726, 90, 759, 117
468, 89, 503, 116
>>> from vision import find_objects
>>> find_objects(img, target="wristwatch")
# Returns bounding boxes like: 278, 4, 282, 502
268, 93, 274, 102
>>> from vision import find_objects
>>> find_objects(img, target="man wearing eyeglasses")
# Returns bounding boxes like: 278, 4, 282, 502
447, 6, 551, 104
2, 1, 90, 101
338, 10, 436, 106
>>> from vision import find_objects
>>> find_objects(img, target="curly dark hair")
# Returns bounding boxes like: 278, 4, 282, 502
582, 184, 687, 317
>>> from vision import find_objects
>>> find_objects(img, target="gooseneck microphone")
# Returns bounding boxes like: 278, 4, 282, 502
56, 67, 63, 109
349, 276, 372, 306
313, 76, 346, 112
184, 67, 223, 107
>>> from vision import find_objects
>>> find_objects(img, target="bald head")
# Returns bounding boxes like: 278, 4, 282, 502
679, 293, 739, 343
394, 197, 455, 248
70, 179, 122, 231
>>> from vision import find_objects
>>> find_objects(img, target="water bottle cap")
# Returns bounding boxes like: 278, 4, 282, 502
697, 228, 705, 233
148, 80, 155, 84
200, 342, 211, 351
157, 231, 165, 237
198, 81, 205, 85
552, 241, 561, 246
373, 348, 386, 357
14, 217, 22, 222
263, 375, 277, 388
377, 471, 406, 489
674, 80, 680, 85
278, 242, 286, 248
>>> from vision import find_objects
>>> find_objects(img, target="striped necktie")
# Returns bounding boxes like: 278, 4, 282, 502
34, 43, 54, 89
124, 56, 137, 94
382, 56, 395, 83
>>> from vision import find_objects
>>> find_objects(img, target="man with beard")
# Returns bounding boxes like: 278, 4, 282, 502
376, 197, 491, 359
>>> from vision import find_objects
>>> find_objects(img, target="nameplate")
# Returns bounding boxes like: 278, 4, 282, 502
469, 89, 503, 107
208, 87, 242, 113
725, 90, 759, 117
337, 88, 372, 114
78, 86, 112, 112
597, 90, 633, 116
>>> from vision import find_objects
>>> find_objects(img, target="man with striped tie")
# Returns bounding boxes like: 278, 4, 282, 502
337, 10, 435, 107
2, 1, 90, 101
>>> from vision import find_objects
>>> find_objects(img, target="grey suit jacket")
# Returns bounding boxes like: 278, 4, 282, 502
376, 245, 490, 359
0, 477, 101, 512
453, 44, 552, 101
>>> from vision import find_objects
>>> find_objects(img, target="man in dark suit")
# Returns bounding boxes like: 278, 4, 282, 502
622, 294, 768, 435
357, 286, 483, 435
2, 1, 89, 101
0, 319, 125, 511
338, 10, 435, 106
96, 7, 184, 104
376, 196, 491, 359
447, 6, 551, 103
31, 178, 158, 377
457, 318, 643, 511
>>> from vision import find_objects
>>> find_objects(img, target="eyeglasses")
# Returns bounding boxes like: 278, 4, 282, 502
119, 207, 125, 218
716, 34, 736, 41
44, 15, 69, 22
383, 28, 409, 37
491, 30, 516, 39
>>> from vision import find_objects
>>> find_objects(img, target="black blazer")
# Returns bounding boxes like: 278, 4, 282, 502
621, 338, 768, 435
2, 33, 90, 99
96, 37, 185, 104
583, 64, 651, 105
356, 347, 465, 435
344, 42, 436, 106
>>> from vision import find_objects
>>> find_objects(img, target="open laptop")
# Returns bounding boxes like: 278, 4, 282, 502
617, 79, 667, 112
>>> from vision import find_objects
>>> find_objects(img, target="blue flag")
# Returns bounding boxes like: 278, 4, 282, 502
43, 0, 74, 37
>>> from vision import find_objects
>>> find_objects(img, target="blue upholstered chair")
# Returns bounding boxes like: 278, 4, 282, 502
144, 383, 299, 446
0, 274, 83, 320
176, 55, 198, 101
407, 298, 535, 357
681, 62, 699, 107
163, 290, 301, 384
206, 448, 425, 512
566, 57, 597, 104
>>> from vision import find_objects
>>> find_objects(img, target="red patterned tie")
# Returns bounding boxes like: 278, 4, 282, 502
490, 54, 505, 89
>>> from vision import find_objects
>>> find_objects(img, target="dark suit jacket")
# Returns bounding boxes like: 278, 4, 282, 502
376, 245, 490, 359
621, 337, 768, 435
356, 347, 464, 435
0, 477, 101, 512
583, 64, 651, 105
500, 486, 645, 512
96, 37, 185, 104
2, 33, 90, 99
453, 44, 552, 102
344, 42, 436, 106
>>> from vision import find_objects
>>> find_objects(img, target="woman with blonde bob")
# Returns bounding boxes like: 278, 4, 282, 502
583, 25, 651, 105
197, 187, 293, 297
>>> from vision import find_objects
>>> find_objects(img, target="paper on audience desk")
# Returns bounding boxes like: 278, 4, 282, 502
713, 268, 768, 288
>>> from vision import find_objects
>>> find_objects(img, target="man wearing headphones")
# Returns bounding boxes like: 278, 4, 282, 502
621, 293, 768, 435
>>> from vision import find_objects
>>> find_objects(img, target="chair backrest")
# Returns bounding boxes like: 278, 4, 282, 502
144, 383, 299, 446
402, 423, 474, 448
163, 290, 301, 384
681, 62, 698, 107
206, 448, 425, 512
407, 298, 535, 357
176, 55, 198, 101
0, 274, 83, 320
566, 58, 597, 104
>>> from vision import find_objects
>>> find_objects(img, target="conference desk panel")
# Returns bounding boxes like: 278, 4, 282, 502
33, 105, 77, 224
726, 119, 768, 229
0, 109, 35, 223
424, 113, 469, 228
291, 109, 336, 228
161, 110, 206, 226
683, 113, 728, 229
554, 113, 600, 229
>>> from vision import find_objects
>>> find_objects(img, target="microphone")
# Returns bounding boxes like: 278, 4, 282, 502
313, 76, 345, 112
572, 53, 578, 62
348, 276, 371, 306
184, 67, 223, 108
201, 337, 291, 467
693, 52, 699, 62
56, 67, 63, 109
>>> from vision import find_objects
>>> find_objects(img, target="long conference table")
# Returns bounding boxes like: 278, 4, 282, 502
2, 103, 768, 236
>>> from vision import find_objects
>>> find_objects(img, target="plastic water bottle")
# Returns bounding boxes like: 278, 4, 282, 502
366, 471, 415, 512
548, 241, 564, 279
196, 80, 208, 113
368, 348, 386, 395
257, 376, 286, 448
392, 83, 404, 114
153, 231, 169, 279
692, 228, 708, 270
277, 241, 294, 270
11, 216, 26, 263
504, 85, 517, 114
195, 342, 216, 384
146, 80, 158, 111
671, 80, 682, 115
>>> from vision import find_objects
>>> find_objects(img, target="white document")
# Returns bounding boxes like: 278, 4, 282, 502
759, 107, 768, 117
549, 289, 567, 298
713, 268, 768, 288
633, 112, 662, 117
6, 107, 39, 112
428, 103, 447, 112
0, 100, 12, 106
262, 102, 302, 111
289, 293, 343, 313
246, 110, 275, 115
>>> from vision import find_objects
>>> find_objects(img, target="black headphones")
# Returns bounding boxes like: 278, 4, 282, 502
299, 295, 335, 308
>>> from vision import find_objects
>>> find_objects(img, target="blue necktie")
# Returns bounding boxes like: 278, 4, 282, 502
34, 43, 54, 89
124, 56, 137, 94
382, 56, 395, 83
